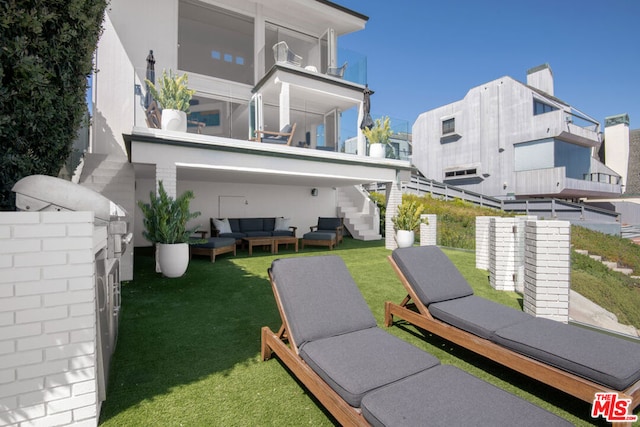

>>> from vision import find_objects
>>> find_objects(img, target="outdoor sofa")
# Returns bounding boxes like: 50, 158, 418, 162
210, 217, 297, 241
301, 217, 344, 250
261, 255, 571, 426
385, 245, 640, 420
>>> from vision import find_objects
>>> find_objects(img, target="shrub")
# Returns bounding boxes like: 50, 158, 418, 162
0, 0, 108, 210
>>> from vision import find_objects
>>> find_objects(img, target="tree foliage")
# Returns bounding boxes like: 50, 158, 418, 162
0, 0, 108, 210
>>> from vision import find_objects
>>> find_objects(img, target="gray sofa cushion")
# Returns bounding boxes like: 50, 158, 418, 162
244, 231, 271, 237
429, 295, 531, 339
361, 365, 572, 427
493, 317, 640, 390
218, 232, 246, 240
392, 246, 473, 305
317, 217, 341, 230
190, 237, 236, 249
302, 231, 335, 241
299, 327, 439, 407
270, 256, 377, 345
239, 218, 264, 232
228, 218, 241, 232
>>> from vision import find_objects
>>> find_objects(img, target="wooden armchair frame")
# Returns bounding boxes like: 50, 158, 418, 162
385, 254, 640, 424
254, 123, 296, 145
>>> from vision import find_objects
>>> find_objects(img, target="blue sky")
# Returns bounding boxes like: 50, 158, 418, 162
336, 0, 639, 130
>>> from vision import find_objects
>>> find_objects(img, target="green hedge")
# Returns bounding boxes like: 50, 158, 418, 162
0, 0, 108, 210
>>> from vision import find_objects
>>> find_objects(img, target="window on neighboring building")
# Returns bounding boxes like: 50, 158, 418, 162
533, 99, 558, 115
444, 168, 477, 179
442, 118, 455, 134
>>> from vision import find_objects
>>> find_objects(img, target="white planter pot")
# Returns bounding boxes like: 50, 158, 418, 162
157, 243, 189, 278
369, 144, 386, 158
395, 230, 415, 248
161, 109, 187, 132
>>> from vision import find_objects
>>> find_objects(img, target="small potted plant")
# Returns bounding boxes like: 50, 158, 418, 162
362, 116, 392, 158
138, 181, 202, 278
392, 199, 427, 248
145, 70, 196, 132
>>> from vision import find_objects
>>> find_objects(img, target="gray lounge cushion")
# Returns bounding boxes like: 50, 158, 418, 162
429, 295, 531, 339
190, 237, 236, 249
299, 327, 439, 407
302, 231, 335, 241
493, 317, 640, 390
392, 246, 473, 305
270, 256, 377, 345
361, 365, 572, 427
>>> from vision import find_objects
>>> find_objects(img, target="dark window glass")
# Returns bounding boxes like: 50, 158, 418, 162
442, 118, 455, 134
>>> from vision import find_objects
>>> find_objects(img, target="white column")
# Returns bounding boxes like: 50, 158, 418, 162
156, 163, 177, 198
385, 178, 403, 250
278, 81, 290, 129
523, 220, 570, 322
489, 217, 518, 291
419, 214, 437, 246
475, 216, 493, 270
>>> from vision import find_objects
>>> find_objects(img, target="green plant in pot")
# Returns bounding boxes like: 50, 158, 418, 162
145, 70, 196, 132
138, 181, 202, 278
392, 199, 427, 248
363, 116, 392, 158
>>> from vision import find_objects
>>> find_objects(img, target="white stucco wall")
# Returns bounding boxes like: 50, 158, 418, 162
94, 0, 178, 156
604, 122, 630, 191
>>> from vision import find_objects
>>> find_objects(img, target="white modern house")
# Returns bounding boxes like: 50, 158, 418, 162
412, 64, 622, 200
87, 0, 414, 274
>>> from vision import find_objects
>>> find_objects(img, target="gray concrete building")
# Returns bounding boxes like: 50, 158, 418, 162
412, 64, 622, 200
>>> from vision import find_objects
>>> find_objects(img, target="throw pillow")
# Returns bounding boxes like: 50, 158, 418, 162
274, 217, 291, 231
213, 218, 232, 234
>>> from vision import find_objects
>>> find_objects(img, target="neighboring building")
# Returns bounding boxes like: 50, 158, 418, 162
90, 0, 412, 252
412, 64, 622, 200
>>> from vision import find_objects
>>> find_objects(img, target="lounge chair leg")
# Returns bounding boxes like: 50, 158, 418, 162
261, 327, 273, 361
384, 301, 394, 327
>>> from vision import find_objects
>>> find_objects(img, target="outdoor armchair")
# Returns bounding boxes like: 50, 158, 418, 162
254, 123, 296, 145
261, 255, 570, 426
385, 245, 640, 422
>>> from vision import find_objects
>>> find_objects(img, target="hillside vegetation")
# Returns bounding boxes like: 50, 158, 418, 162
372, 192, 640, 330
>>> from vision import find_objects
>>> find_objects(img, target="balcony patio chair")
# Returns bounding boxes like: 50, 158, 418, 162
254, 123, 296, 145
385, 245, 640, 418
301, 217, 344, 250
327, 62, 348, 78
272, 41, 302, 67
261, 255, 570, 426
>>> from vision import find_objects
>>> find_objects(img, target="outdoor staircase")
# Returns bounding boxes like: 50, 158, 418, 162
77, 153, 136, 281
336, 186, 381, 241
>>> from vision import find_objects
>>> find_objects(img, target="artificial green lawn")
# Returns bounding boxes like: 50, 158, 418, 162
98, 239, 633, 426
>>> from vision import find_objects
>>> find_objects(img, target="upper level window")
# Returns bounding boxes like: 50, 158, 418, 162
442, 118, 455, 134
533, 99, 558, 115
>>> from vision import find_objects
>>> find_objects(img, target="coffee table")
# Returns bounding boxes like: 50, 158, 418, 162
242, 237, 275, 256
273, 236, 298, 254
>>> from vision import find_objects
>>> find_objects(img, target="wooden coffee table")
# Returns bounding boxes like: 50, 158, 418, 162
242, 237, 275, 256
273, 236, 298, 254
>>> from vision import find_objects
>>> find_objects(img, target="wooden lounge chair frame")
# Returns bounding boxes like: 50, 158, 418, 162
254, 123, 296, 145
261, 268, 369, 426
385, 254, 640, 422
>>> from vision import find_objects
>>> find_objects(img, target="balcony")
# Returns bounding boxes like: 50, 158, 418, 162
515, 167, 621, 198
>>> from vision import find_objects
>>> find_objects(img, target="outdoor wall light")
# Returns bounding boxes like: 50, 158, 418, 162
311, 188, 318, 197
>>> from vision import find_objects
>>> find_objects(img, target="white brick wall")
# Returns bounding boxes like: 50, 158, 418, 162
475, 216, 492, 270
489, 217, 518, 291
385, 180, 403, 250
419, 214, 437, 246
523, 220, 570, 322
0, 212, 98, 426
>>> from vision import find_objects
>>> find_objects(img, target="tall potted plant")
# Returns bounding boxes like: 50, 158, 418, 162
392, 199, 427, 248
363, 116, 392, 158
138, 181, 202, 278
145, 70, 196, 132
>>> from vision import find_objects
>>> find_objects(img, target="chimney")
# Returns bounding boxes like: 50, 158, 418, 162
527, 63, 554, 96
604, 113, 630, 191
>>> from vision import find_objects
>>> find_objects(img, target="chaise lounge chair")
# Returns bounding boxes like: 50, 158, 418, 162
261, 255, 571, 426
385, 245, 640, 421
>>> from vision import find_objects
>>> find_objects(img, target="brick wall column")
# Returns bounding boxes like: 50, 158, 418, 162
156, 163, 177, 198
0, 211, 98, 426
489, 217, 518, 291
475, 216, 493, 270
419, 214, 437, 246
523, 220, 570, 322
385, 178, 403, 250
